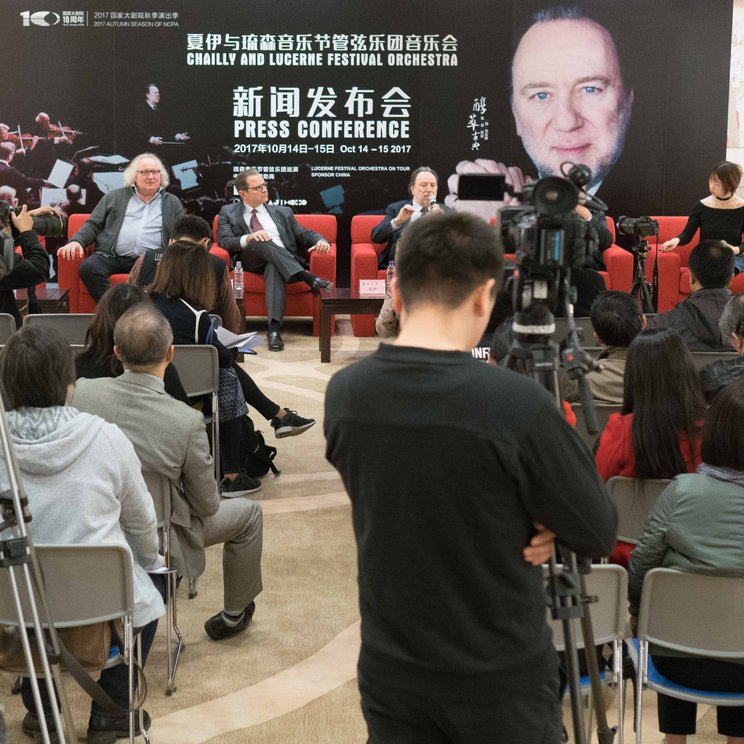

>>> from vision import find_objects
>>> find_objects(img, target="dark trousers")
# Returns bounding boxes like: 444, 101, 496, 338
79, 252, 138, 303
358, 670, 563, 744
240, 240, 306, 327
22, 574, 166, 720
234, 363, 279, 420
653, 653, 744, 736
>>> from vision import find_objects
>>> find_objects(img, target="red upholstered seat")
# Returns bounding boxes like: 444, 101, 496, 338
212, 213, 337, 336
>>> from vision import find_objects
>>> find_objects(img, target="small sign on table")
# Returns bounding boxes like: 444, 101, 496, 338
359, 279, 386, 296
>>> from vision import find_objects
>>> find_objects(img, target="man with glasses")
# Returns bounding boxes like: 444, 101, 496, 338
58, 152, 184, 301
217, 168, 333, 351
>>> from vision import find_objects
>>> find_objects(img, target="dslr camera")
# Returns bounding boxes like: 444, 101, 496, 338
0, 200, 67, 242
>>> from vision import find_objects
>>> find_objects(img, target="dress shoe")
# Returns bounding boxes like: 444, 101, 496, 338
204, 601, 256, 641
311, 277, 334, 296
86, 710, 151, 744
267, 330, 284, 351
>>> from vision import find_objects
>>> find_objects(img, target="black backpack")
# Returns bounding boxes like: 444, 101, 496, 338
240, 415, 280, 478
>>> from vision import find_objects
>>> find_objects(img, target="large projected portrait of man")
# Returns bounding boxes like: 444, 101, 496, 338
447, 5, 633, 211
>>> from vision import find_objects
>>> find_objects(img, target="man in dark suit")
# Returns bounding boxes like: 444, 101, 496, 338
134, 83, 190, 149
0, 142, 46, 204
216, 168, 333, 351
371, 167, 443, 268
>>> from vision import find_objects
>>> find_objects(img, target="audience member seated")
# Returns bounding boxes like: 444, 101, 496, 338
128, 214, 243, 334
648, 239, 735, 350
147, 241, 314, 495
76, 283, 189, 404
595, 327, 707, 566
700, 292, 744, 401
0, 325, 164, 741
629, 378, 744, 744
565, 290, 645, 405
70, 305, 264, 642
57, 153, 184, 302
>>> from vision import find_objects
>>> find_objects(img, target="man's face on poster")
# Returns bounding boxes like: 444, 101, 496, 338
511, 18, 633, 188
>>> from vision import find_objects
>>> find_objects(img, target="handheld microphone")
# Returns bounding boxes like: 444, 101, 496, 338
429, 197, 437, 210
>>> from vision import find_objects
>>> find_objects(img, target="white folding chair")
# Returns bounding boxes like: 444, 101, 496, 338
0, 313, 16, 344
0, 544, 147, 744
545, 563, 628, 744
142, 471, 184, 696
171, 345, 220, 481
627, 568, 744, 743
606, 477, 671, 545
22, 313, 94, 345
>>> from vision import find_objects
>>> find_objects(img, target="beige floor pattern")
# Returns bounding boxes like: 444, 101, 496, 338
0, 319, 724, 743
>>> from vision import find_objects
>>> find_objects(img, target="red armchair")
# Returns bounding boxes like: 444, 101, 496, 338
60, 214, 233, 313
213, 213, 337, 336
58, 214, 127, 312
348, 214, 634, 337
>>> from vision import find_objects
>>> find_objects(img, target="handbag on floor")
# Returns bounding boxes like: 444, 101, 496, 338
240, 415, 280, 478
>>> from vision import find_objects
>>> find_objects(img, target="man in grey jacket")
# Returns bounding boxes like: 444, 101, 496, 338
57, 153, 184, 302
71, 305, 263, 641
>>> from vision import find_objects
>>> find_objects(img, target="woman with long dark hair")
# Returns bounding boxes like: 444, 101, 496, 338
76, 283, 189, 403
596, 327, 706, 481
630, 379, 744, 744
148, 241, 314, 496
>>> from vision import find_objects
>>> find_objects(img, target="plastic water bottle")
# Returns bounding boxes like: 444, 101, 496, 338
233, 261, 244, 300
386, 261, 395, 295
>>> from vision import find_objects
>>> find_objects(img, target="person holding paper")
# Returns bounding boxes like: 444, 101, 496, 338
129, 214, 243, 334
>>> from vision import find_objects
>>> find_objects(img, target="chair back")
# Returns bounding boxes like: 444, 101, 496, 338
0, 313, 16, 344
545, 564, 627, 649
638, 568, 744, 658
690, 350, 738, 371
351, 215, 386, 250
142, 471, 172, 530
571, 404, 621, 452
171, 345, 219, 397
606, 476, 671, 544
67, 213, 91, 242
23, 313, 94, 345
295, 213, 337, 242
0, 544, 133, 629
553, 317, 595, 347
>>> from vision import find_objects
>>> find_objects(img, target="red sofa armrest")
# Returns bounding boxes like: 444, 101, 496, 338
310, 244, 337, 282
603, 246, 633, 294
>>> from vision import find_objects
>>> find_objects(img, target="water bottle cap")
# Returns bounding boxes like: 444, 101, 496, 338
235, 261, 242, 269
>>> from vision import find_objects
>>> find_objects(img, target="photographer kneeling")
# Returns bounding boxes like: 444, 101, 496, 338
0, 196, 57, 325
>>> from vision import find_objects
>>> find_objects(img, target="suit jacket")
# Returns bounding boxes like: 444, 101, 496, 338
70, 370, 220, 579
370, 199, 412, 268
69, 186, 184, 256
216, 201, 323, 259
0, 160, 44, 197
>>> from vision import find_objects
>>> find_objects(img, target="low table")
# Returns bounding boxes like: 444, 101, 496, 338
15, 287, 70, 314
319, 288, 384, 363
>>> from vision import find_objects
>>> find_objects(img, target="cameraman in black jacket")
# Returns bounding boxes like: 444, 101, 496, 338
0, 200, 52, 326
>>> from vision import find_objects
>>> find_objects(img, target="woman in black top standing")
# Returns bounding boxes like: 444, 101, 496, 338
661, 161, 744, 273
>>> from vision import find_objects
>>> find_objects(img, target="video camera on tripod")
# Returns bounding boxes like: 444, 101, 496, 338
459, 164, 618, 744
616, 214, 659, 313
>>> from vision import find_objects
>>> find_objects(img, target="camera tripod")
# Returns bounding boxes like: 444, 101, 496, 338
504, 278, 617, 744
629, 239, 656, 314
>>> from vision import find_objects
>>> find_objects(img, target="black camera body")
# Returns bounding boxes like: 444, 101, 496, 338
498, 175, 597, 279
0, 200, 67, 242
616, 215, 658, 238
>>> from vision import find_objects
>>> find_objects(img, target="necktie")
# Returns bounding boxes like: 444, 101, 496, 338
250, 208, 264, 233
421, 207, 429, 215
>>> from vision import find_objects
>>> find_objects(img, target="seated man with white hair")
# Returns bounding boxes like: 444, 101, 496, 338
57, 152, 184, 301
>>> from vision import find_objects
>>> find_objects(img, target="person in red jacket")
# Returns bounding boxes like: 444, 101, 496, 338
595, 327, 707, 565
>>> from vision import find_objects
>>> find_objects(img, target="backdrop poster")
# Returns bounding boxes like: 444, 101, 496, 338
0, 1, 734, 281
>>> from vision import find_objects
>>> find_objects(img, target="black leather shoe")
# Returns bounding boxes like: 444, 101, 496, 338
204, 601, 256, 641
311, 277, 334, 296
86, 710, 151, 744
267, 330, 284, 351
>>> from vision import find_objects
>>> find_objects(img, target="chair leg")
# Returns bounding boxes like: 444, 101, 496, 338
136, 638, 150, 744
188, 578, 198, 599
165, 568, 185, 695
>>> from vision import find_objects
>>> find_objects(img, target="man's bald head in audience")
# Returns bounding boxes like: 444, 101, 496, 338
114, 305, 173, 370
